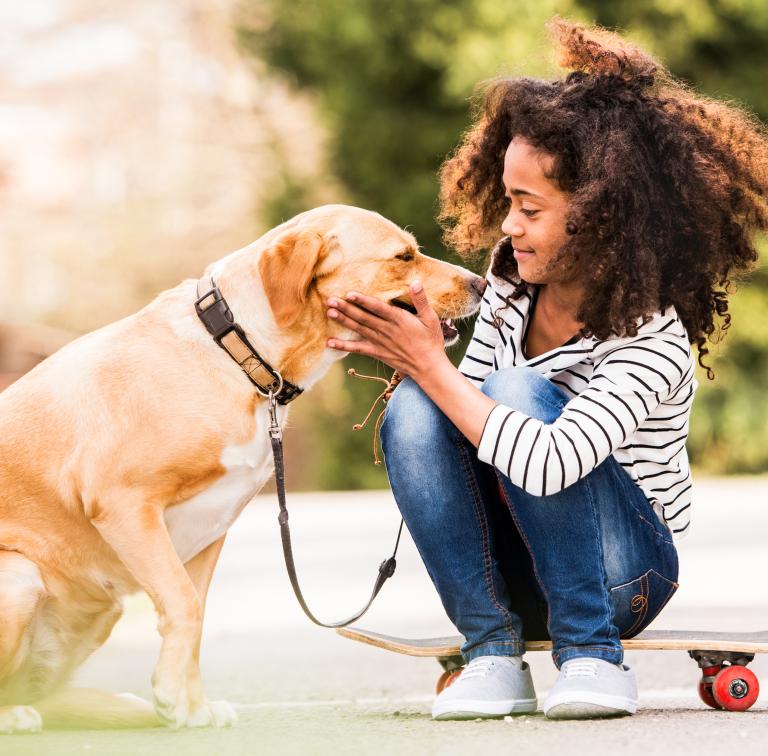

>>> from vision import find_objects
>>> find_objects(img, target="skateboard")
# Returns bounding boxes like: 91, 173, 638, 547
337, 626, 768, 712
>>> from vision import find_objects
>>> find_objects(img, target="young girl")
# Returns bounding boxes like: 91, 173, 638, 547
325, 19, 768, 720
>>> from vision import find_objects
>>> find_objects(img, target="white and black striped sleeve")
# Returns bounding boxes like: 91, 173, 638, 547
476, 339, 691, 495
458, 290, 501, 386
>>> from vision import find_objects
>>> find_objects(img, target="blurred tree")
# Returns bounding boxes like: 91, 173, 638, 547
686, 263, 768, 473
579, 0, 768, 119
239, 0, 768, 484
239, 0, 577, 257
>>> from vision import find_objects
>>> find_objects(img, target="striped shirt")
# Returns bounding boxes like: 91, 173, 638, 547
459, 270, 697, 540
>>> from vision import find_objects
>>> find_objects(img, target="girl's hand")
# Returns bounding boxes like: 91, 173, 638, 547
326, 280, 450, 381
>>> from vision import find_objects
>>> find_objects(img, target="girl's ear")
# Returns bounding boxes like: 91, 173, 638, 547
258, 229, 337, 328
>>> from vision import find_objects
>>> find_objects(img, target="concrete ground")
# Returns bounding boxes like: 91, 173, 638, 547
3, 476, 767, 755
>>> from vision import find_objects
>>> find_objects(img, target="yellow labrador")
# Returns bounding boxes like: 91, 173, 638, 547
0, 204, 484, 732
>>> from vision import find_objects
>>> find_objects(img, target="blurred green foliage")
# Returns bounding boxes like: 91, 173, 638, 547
580, 0, 768, 118
239, 0, 768, 486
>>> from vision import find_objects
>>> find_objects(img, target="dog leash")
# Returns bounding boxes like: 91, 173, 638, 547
267, 391, 403, 627
195, 275, 402, 628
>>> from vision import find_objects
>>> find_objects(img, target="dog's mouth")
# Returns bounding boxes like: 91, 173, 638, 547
391, 298, 459, 344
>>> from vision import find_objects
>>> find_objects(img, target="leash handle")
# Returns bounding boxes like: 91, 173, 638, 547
270, 394, 401, 628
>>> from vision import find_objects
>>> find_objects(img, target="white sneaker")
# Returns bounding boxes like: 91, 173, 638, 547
432, 655, 537, 720
543, 657, 638, 719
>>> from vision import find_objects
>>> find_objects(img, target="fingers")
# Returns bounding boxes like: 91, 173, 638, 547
327, 302, 383, 342
409, 279, 439, 323
342, 291, 397, 321
326, 336, 377, 356
328, 297, 386, 331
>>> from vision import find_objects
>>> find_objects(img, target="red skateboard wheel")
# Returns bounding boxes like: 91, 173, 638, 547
698, 665, 722, 710
711, 665, 760, 712
436, 669, 463, 694
698, 679, 721, 710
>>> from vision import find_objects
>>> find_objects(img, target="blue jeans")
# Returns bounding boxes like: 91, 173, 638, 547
380, 367, 679, 668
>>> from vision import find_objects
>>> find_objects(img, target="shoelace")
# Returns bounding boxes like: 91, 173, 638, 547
562, 660, 600, 679
458, 658, 498, 681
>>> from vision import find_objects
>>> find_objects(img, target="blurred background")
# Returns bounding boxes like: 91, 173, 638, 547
2, 0, 768, 490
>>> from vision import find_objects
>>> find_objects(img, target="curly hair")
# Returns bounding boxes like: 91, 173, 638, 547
438, 18, 768, 378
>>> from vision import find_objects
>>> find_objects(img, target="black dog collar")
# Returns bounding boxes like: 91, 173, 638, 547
194, 278, 303, 405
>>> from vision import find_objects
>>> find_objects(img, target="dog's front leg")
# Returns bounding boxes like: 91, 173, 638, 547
91, 500, 208, 728
182, 535, 236, 727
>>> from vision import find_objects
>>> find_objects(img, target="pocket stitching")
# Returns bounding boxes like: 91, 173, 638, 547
624, 571, 648, 637
611, 569, 679, 639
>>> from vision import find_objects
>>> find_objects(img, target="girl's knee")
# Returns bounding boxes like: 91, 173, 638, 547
384, 377, 428, 420
481, 368, 566, 422
381, 377, 449, 449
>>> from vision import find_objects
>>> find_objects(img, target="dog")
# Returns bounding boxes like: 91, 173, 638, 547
0, 204, 484, 732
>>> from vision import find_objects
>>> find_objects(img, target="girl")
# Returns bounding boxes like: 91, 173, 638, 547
325, 19, 768, 720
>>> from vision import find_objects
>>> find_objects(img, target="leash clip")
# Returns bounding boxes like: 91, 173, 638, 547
268, 391, 282, 440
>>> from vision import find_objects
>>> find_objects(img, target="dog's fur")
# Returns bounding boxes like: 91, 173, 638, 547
0, 205, 483, 732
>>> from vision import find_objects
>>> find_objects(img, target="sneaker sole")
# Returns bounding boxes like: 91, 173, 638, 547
432, 698, 537, 720
543, 691, 637, 720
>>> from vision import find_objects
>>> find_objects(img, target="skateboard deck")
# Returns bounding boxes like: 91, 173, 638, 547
337, 626, 768, 656
337, 626, 768, 711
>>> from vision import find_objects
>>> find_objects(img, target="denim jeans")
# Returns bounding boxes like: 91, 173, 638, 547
380, 367, 679, 668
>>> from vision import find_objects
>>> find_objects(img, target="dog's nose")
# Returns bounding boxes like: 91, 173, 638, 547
471, 277, 487, 298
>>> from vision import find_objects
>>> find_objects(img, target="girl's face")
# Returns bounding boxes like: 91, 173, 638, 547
501, 137, 575, 287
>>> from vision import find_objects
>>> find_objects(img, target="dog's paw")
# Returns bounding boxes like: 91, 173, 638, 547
155, 688, 237, 729
187, 700, 238, 728
209, 700, 238, 727
0, 705, 43, 734
153, 687, 189, 729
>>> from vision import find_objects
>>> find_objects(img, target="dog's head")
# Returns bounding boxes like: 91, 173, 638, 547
257, 205, 484, 347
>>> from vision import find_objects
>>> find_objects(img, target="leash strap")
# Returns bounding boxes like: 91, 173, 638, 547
268, 393, 403, 628
194, 277, 399, 626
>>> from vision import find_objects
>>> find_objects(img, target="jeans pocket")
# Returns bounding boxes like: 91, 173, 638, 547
609, 569, 679, 639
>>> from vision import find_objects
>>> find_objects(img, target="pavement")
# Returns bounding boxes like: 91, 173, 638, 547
3, 476, 767, 755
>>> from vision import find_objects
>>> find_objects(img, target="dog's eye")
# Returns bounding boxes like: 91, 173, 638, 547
395, 252, 415, 262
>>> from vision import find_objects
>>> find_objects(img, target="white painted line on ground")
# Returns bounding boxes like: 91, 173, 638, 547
234, 689, 765, 710
235, 694, 433, 710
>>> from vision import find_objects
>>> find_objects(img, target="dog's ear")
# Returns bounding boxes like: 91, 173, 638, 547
259, 229, 339, 328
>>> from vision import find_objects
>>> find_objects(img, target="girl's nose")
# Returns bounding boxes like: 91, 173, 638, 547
501, 214, 524, 238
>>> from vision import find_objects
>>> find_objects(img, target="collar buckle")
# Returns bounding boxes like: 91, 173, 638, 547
194, 286, 235, 341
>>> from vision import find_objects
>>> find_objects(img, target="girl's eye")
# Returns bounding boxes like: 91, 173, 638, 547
520, 208, 539, 218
